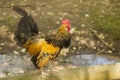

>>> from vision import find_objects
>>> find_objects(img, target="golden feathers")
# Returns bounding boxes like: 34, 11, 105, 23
24, 39, 60, 56
24, 38, 61, 68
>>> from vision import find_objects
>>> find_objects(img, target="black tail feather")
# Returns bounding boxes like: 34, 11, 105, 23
31, 53, 40, 69
13, 6, 28, 16
13, 6, 39, 46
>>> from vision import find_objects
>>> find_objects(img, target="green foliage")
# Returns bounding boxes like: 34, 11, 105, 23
88, 2, 120, 40
0, 15, 15, 31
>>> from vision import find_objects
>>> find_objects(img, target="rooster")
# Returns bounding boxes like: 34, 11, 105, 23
13, 6, 71, 69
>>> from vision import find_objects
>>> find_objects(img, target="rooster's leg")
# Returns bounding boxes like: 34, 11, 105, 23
41, 68, 49, 80
49, 60, 54, 72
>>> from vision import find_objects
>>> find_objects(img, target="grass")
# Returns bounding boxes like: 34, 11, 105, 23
0, 15, 15, 32
88, 1, 120, 40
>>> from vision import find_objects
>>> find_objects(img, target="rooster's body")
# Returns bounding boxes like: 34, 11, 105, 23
13, 6, 71, 69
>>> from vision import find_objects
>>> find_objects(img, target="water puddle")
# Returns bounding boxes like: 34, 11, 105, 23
0, 54, 34, 78
68, 54, 120, 66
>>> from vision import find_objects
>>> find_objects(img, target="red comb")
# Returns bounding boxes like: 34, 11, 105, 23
61, 19, 71, 32
62, 19, 70, 24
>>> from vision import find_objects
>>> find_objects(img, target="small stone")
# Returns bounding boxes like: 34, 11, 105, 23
81, 24, 85, 27
13, 51, 19, 54
80, 0, 83, 3
19, 70, 24, 74
97, 49, 100, 51
70, 28, 75, 34
90, 41, 95, 47
56, 21, 60, 24
47, 12, 54, 15
108, 50, 112, 53
93, 47, 96, 49
59, 17, 62, 20
73, 47, 76, 50
85, 14, 90, 18
11, 3, 14, 6
75, 36, 80, 41
21, 48, 26, 53
6, 59, 11, 62
99, 33, 105, 39
63, 12, 67, 16
0, 43, 5, 46
105, 43, 108, 45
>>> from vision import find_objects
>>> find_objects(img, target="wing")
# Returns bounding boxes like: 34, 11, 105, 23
24, 39, 45, 55
31, 41, 60, 69
45, 32, 71, 49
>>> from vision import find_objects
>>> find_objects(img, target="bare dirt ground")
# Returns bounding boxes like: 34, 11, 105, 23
0, 0, 120, 78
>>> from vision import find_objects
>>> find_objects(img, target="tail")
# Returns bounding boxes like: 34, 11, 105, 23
13, 6, 28, 16
13, 6, 39, 46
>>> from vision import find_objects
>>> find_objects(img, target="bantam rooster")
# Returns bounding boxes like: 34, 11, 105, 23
13, 6, 71, 69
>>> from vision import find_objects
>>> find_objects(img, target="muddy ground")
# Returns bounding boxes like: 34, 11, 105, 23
0, 0, 120, 78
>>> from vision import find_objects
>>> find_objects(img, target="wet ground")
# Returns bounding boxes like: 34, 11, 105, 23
0, 54, 34, 78
0, 53, 120, 78
68, 54, 120, 66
